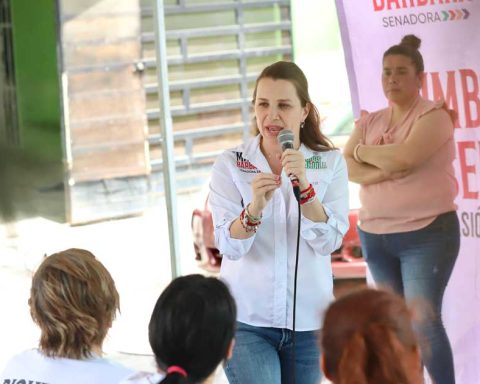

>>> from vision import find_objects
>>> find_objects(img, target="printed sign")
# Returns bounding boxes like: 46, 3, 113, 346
336, 1, 480, 382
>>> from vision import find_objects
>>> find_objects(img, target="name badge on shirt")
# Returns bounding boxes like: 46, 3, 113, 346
234, 151, 260, 174
305, 155, 327, 170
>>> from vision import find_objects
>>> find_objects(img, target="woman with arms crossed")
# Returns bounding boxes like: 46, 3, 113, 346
209, 61, 349, 384
344, 35, 459, 384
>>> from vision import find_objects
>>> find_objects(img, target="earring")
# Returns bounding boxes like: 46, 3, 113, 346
300, 121, 305, 129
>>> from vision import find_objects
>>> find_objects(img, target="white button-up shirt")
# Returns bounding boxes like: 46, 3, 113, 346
209, 136, 349, 331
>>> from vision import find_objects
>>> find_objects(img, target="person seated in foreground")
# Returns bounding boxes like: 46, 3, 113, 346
0, 248, 135, 384
320, 288, 423, 384
122, 274, 236, 384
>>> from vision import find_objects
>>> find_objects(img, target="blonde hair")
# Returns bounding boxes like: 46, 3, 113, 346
29, 248, 120, 359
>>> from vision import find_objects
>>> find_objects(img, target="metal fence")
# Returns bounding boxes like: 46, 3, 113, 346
140, 0, 293, 170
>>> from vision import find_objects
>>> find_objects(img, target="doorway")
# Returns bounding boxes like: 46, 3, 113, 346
0, 0, 19, 145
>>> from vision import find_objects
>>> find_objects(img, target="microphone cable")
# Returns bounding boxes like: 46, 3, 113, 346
291, 197, 301, 384
277, 128, 302, 384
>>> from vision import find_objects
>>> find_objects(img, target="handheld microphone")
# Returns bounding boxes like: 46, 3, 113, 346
278, 129, 301, 202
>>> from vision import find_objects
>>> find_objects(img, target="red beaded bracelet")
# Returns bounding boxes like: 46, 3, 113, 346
300, 188, 316, 205
240, 207, 261, 232
300, 184, 313, 196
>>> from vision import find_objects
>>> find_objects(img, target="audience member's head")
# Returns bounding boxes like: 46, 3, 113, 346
29, 248, 120, 359
149, 274, 236, 384
320, 288, 422, 384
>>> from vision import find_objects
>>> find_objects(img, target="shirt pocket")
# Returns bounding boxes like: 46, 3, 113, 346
232, 175, 253, 203
307, 168, 333, 202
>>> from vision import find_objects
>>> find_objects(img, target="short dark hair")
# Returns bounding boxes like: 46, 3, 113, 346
252, 61, 334, 152
149, 274, 236, 384
383, 34, 424, 74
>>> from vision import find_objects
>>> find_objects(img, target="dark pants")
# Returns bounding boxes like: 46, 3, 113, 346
358, 211, 460, 384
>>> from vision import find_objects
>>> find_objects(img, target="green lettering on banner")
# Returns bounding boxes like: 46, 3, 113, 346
305, 155, 327, 170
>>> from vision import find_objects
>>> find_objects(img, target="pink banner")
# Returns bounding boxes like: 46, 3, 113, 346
335, 1, 480, 382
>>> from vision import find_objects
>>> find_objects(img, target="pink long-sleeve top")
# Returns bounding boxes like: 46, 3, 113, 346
356, 96, 457, 234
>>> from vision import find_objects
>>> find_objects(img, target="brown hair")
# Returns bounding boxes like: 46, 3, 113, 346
251, 61, 334, 152
321, 289, 422, 384
29, 248, 120, 359
383, 34, 424, 74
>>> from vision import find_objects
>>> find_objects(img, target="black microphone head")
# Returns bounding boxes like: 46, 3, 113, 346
277, 129, 295, 151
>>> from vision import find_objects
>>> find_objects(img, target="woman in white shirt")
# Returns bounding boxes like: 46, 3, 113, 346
210, 61, 350, 384
0, 248, 134, 384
